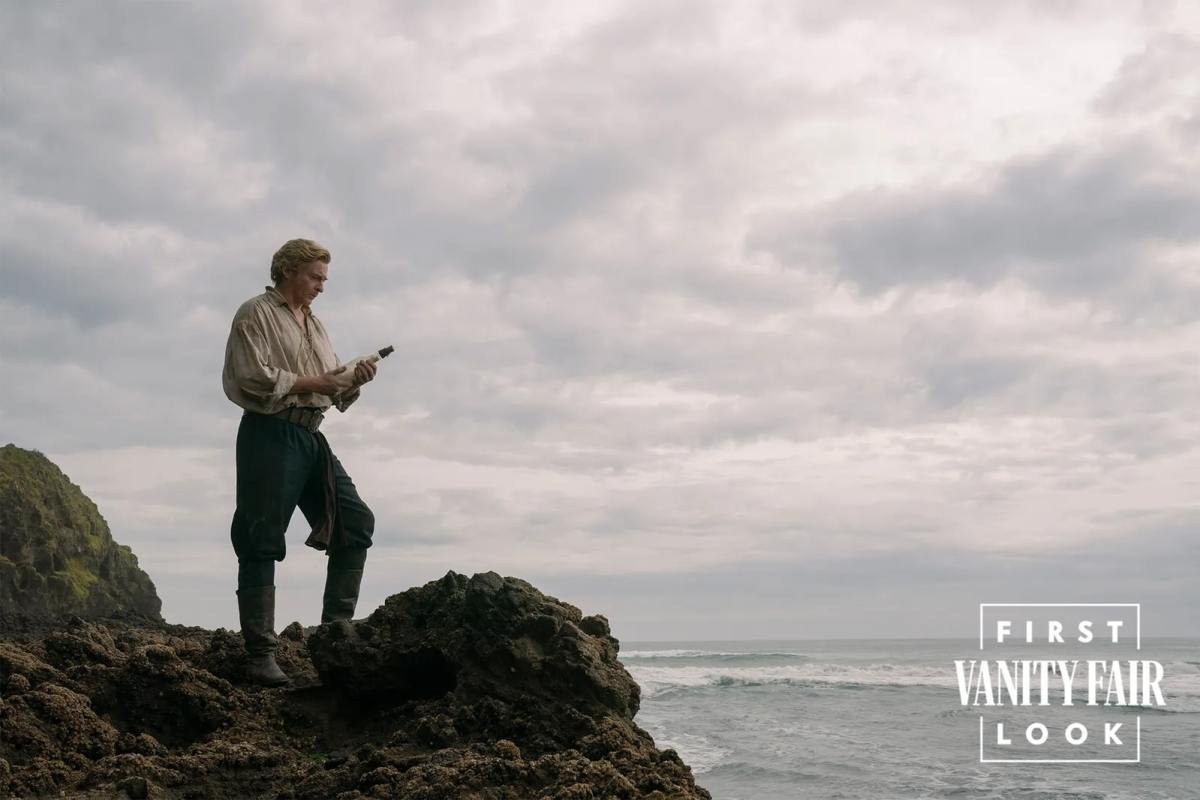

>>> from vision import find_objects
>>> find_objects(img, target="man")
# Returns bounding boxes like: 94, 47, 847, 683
222, 238, 377, 686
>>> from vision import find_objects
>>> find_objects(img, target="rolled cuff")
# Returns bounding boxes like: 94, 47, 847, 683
241, 365, 298, 399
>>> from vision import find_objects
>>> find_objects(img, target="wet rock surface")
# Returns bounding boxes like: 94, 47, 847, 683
0, 572, 712, 799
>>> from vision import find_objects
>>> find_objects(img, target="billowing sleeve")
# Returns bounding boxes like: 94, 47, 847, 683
229, 314, 298, 399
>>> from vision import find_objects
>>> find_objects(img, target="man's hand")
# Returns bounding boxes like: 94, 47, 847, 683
289, 360, 375, 398
291, 370, 345, 397
353, 359, 377, 387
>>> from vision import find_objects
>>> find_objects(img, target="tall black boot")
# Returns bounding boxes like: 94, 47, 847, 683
321, 565, 364, 624
236, 586, 290, 686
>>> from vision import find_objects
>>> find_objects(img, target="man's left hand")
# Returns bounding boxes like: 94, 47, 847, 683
353, 359, 377, 387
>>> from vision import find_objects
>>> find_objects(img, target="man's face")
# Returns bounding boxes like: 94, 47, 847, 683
285, 260, 328, 306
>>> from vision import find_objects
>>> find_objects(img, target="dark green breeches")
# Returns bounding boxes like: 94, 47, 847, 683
230, 412, 373, 588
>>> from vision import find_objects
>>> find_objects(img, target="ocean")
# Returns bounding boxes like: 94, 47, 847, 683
620, 639, 1200, 799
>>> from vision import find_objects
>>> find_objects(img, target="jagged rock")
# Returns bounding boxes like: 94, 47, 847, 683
308, 572, 638, 744
0, 445, 161, 627
0, 579, 712, 799
0, 442, 707, 800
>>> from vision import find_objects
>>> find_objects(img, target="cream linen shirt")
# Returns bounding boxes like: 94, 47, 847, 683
222, 285, 360, 415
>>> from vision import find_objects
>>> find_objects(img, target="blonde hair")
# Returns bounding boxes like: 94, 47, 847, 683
271, 239, 331, 284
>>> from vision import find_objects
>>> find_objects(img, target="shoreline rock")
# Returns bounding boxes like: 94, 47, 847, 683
0, 446, 709, 798
0, 572, 713, 799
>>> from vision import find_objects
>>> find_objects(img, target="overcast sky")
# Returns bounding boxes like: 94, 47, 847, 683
3, 1, 1199, 639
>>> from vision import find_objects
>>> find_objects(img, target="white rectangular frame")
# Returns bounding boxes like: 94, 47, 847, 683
975, 603, 1142, 764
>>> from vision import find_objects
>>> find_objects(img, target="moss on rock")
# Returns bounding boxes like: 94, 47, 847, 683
0, 444, 162, 625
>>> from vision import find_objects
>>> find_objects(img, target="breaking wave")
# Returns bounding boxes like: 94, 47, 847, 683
626, 660, 1200, 703
627, 663, 958, 697
620, 648, 811, 662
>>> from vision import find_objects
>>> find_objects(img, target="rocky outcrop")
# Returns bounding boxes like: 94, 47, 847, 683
307, 571, 639, 741
0, 445, 161, 627
0, 572, 712, 799
0, 445, 708, 798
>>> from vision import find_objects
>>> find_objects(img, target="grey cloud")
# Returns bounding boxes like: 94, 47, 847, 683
1, 2, 453, 299
0, 2, 264, 97
918, 356, 1029, 411
0, 3, 271, 233
782, 0, 1024, 38
917, 355, 1197, 425
1092, 415, 1195, 460
0, 199, 203, 326
531, 520, 1200, 640
4, 1, 1200, 638
750, 137, 1200, 302
1093, 33, 1200, 117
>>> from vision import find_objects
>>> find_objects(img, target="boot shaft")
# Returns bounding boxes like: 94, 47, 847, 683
237, 585, 279, 655
321, 567, 364, 624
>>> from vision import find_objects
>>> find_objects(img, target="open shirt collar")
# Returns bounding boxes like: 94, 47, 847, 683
266, 285, 310, 315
